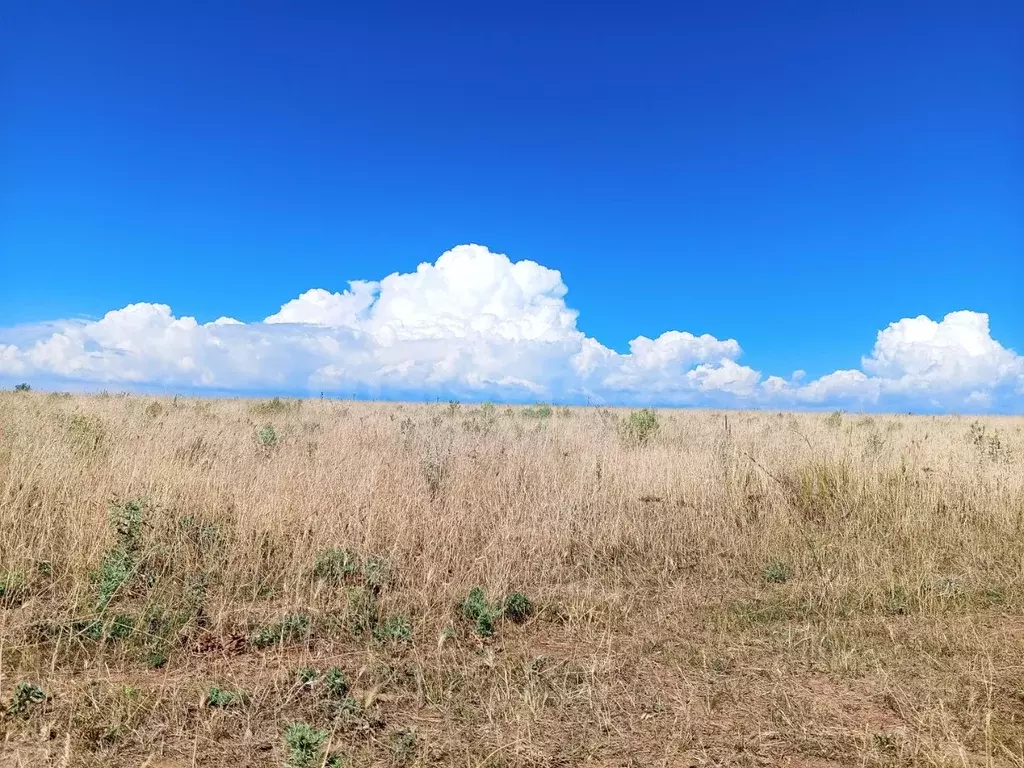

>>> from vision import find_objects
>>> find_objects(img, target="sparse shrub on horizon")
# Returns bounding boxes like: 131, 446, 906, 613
619, 408, 659, 445
13, 382, 31, 392
521, 403, 553, 419
251, 396, 300, 417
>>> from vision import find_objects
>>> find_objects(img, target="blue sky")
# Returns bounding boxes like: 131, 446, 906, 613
1, 1, 1022, 410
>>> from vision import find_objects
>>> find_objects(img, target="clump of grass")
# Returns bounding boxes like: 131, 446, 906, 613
825, 410, 844, 429
620, 408, 659, 445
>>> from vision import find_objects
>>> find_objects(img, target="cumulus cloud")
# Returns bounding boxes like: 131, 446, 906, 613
0, 244, 1020, 411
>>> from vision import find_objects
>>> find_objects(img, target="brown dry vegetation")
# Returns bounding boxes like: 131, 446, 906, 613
1, 391, 1023, 767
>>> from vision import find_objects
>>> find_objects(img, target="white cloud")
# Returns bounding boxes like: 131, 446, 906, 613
862, 311, 1024, 396
0, 244, 1021, 411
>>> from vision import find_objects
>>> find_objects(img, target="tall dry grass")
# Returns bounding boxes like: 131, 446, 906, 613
0, 391, 1022, 766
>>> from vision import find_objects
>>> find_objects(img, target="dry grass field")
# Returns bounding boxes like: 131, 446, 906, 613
1, 391, 1023, 767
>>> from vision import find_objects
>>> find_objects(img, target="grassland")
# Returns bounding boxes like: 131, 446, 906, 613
0, 391, 1022, 766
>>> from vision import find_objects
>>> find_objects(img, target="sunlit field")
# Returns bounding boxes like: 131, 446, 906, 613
1, 391, 1022, 766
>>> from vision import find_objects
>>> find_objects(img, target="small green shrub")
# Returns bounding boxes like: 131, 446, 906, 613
258, 424, 278, 448
284, 722, 328, 768
7, 683, 45, 716
295, 667, 319, 686
620, 409, 659, 445
323, 667, 349, 699
459, 587, 501, 637
93, 499, 147, 612
145, 649, 168, 669
373, 615, 412, 643
521, 403, 553, 419
360, 555, 391, 591
312, 548, 360, 583
762, 561, 789, 584
504, 591, 533, 622
250, 614, 310, 649
205, 686, 245, 708
13, 382, 31, 392
251, 397, 294, 416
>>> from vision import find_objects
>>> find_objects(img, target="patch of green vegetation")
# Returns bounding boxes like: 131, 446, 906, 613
457, 588, 534, 637
323, 667, 349, 699
762, 560, 790, 584
521, 403, 553, 419
619, 408, 659, 445
258, 424, 278, 448
251, 397, 298, 416
459, 586, 500, 637
504, 591, 533, 622
6, 683, 45, 716
145, 649, 168, 669
373, 615, 412, 643
250, 613, 311, 649
205, 685, 246, 708
360, 555, 391, 591
284, 722, 328, 768
13, 382, 31, 392
93, 499, 147, 612
312, 548, 360, 583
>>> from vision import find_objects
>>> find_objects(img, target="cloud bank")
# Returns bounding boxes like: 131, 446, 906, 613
2, 244, 1021, 410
